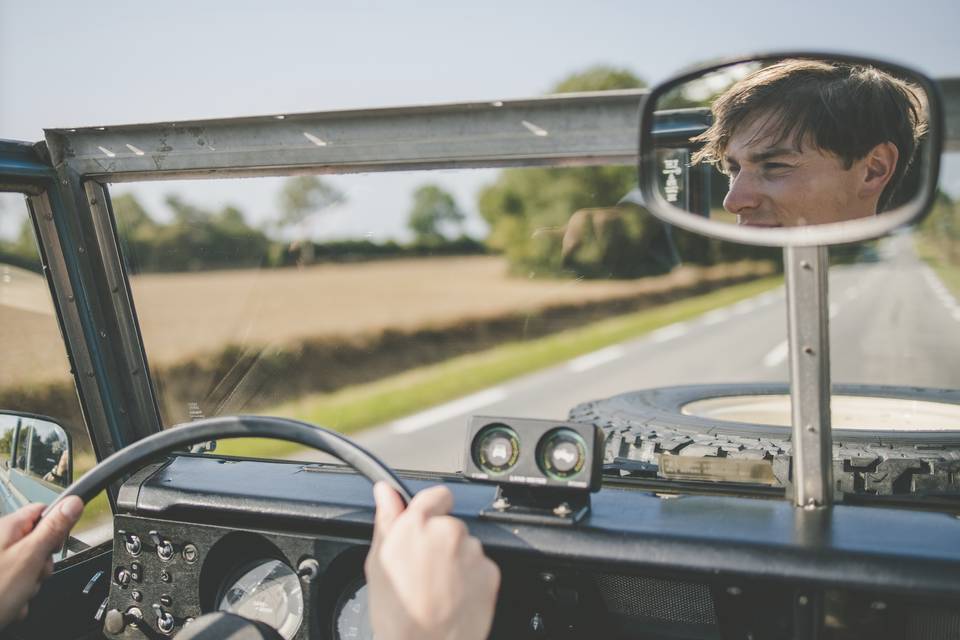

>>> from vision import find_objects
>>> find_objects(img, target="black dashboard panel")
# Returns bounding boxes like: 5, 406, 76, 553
104, 454, 960, 639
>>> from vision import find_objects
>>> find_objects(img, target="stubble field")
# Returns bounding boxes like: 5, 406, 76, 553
2, 255, 769, 389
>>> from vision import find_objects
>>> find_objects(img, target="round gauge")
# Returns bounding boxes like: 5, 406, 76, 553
333, 579, 374, 640
537, 428, 588, 480
218, 559, 304, 639
471, 424, 520, 474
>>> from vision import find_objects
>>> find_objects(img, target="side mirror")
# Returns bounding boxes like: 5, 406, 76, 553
0, 412, 73, 512
637, 53, 944, 247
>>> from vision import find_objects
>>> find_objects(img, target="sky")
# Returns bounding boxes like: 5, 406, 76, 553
2, 0, 959, 240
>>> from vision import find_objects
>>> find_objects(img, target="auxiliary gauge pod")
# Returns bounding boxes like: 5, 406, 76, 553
462, 416, 604, 525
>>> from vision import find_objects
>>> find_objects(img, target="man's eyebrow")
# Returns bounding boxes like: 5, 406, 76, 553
723, 147, 800, 166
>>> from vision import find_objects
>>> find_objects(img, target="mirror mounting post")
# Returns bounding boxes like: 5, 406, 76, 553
785, 246, 833, 508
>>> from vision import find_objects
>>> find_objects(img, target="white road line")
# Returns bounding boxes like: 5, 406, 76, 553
650, 322, 689, 343
389, 387, 508, 434
730, 299, 757, 315
921, 265, 960, 321
701, 308, 732, 326
763, 340, 789, 368
755, 291, 782, 306
566, 345, 626, 373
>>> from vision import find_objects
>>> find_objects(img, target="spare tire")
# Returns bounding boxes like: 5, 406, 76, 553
568, 383, 960, 496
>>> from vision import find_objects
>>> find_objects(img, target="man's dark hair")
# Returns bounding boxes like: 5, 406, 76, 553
690, 59, 927, 209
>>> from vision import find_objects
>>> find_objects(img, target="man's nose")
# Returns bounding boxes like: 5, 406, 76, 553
723, 173, 761, 214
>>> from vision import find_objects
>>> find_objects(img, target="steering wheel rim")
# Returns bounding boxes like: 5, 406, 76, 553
41, 415, 413, 519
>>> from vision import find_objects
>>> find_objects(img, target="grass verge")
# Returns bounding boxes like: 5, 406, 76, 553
915, 237, 960, 297
214, 276, 782, 460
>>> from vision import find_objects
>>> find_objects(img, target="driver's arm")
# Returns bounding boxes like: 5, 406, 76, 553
0, 496, 84, 629
365, 483, 500, 640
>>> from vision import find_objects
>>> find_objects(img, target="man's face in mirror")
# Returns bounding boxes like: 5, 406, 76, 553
721, 114, 899, 227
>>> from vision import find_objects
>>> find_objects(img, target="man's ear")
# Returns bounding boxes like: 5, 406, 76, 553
859, 141, 899, 198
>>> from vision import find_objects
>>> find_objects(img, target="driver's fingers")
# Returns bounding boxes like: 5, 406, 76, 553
405, 485, 454, 521
372, 482, 405, 545
0, 504, 45, 549
16, 496, 83, 559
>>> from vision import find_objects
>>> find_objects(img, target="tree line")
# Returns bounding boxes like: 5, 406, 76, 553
0, 65, 784, 279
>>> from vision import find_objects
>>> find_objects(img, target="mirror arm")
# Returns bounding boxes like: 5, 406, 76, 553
785, 246, 834, 508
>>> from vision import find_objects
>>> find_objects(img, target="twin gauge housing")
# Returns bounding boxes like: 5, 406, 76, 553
464, 416, 604, 490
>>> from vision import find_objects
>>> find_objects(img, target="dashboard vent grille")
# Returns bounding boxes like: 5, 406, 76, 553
907, 607, 960, 639
595, 574, 716, 625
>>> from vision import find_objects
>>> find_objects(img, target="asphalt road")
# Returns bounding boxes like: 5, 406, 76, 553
295, 234, 960, 474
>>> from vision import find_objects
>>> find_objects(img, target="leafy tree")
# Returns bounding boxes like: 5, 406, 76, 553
0, 427, 13, 456
110, 193, 271, 273
407, 185, 465, 244
479, 66, 660, 278
276, 176, 346, 266
277, 176, 346, 229
550, 65, 645, 93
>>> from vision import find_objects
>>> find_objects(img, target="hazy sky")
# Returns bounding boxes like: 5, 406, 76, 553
2, 0, 959, 240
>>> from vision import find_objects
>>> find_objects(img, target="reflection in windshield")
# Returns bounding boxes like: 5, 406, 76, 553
102, 159, 960, 480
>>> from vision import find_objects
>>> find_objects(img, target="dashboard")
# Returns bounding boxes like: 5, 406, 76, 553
102, 454, 960, 639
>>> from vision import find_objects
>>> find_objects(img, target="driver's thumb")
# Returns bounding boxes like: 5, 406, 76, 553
372, 482, 404, 542
22, 496, 83, 557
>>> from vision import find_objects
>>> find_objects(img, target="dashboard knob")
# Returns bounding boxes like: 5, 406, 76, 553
104, 609, 124, 635
297, 558, 320, 582
114, 568, 131, 587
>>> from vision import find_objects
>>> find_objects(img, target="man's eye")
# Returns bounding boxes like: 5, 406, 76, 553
764, 162, 792, 171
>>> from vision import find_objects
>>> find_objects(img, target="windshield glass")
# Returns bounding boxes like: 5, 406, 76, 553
109, 155, 960, 494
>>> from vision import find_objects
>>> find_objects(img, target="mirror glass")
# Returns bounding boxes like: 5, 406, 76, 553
646, 57, 934, 233
0, 412, 71, 513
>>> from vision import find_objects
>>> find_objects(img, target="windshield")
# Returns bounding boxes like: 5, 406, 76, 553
0, 192, 111, 546
108, 156, 960, 494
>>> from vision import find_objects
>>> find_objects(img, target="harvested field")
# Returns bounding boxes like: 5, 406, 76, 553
129, 256, 767, 366
2, 256, 774, 422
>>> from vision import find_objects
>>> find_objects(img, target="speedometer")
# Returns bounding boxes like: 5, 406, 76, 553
334, 579, 374, 640
218, 559, 304, 639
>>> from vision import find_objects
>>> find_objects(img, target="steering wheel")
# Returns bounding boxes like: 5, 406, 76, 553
39, 416, 413, 638
42, 415, 414, 519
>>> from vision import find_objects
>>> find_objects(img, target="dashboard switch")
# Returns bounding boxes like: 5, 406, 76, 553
117, 530, 142, 557
149, 530, 175, 561
152, 604, 175, 635
530, 612, 546, 635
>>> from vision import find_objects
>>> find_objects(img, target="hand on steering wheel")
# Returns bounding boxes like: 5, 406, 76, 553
42, 415, 413, 519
